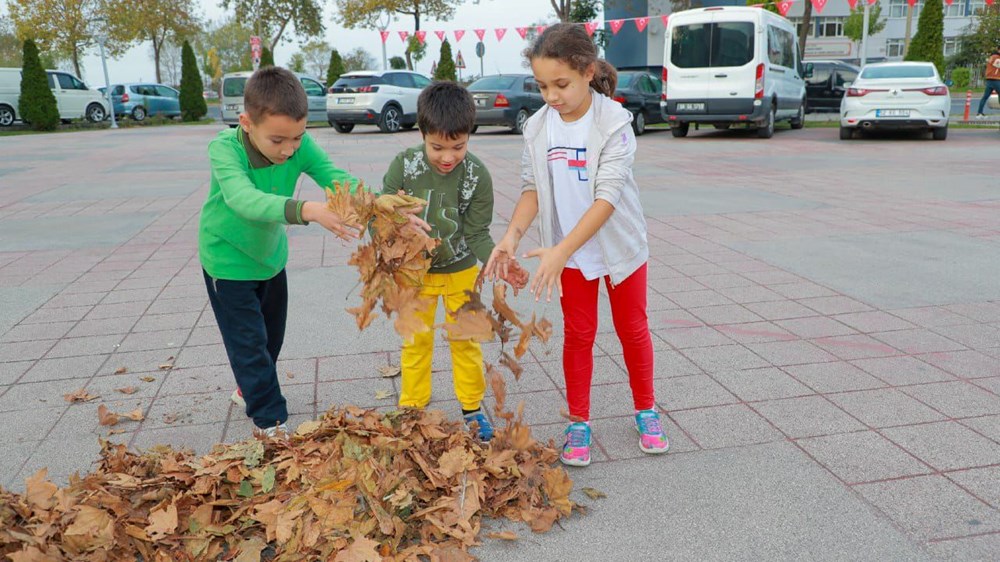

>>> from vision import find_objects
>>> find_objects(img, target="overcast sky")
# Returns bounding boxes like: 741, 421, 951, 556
3, 0, 581, 85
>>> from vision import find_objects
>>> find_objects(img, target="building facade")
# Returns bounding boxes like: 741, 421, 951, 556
604, 0, 981, 69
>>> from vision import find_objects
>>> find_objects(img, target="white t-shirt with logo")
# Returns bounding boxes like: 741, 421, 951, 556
546, 106, 609, 281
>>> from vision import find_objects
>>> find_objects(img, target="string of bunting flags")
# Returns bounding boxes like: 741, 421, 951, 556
379, 0, 995, 44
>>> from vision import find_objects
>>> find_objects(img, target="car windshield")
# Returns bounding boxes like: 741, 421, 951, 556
469, 76, 519, 90
222, 77, 247, 97
617, 73, 640, 87
861, 66, 935, 79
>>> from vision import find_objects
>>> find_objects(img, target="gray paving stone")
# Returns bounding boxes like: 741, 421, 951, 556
745, 340, 840, 366
317, 352, 395, 381
12, 437, 104, 491
921, 350, 1000, 380
855, 475, 1000, 541
683, 344, 771, 373
754, 395, 866, 438
0, 360, 32, 386
20, 354, 108, 383
714, 321, 796, 344
901, 381, 1000, 419
851, 356, 957, 386
654, 326, 734, 349
924, 534, 1000, 562
66, 315, 140, 337
44, 334, 124, 358
131, 422, 227, 456
947, 466, 1000, 509
1, 321, 75, 342
0, 407, 64, 444
828, 389, 947, 428
784, 362, 886, 393
775, 316, 859, 339
143, 392, 231, 430
116, 329, 190, 353
796, 431, 931, 484
712, 367, 815, 402
670, 404, 783, 449
882, 422, 1000, 471
655, 374, 738, 412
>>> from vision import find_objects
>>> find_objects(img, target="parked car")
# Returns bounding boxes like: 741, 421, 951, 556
326, 70, 431, 133
99, 83, 180, 121
839, 62, 950, 140
220, 71, 328, 127
466, 74, 544, 134
0, 67, 109, 126
613, 70, 666, 135
804, 60, 859, 112
661, 6, 808, 138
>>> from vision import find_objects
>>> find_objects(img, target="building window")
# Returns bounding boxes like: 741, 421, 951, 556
943, 37, 959, 56
969, 0, 987, 15
886, 38, 906, 58
888, 0, 921, 18
943, 1, 963, 17
817, 17, 845, 37
789, 18, 815, 37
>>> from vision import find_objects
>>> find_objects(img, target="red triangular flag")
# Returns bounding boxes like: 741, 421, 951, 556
415, 30, 427, 44
380, 30, 390, 43
584, 22, 599, 37
609, 19, 625, 35
944, 0, 953, 4
398, 31, 409, 42
867, 0, 877, 4
906, 0, 917, 6
516, 27, 528, 39
495, 28, 508, 41
454, 29, 465, 42
660, 15, 669, 27
847, 0, 858, 9
635, 17, 649, 33
811, 0, 827, 12
776, 0, 794, 16
474, 29, 486, 41
986, 0, 994, 6
435, 30, 446, 41
536, 25, 547, 35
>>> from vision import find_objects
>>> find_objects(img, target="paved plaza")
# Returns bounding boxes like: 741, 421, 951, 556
0, 123, 998, 559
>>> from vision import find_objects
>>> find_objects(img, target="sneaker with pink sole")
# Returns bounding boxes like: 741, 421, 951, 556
635, 409, 670, 454
560, 422, 592, 467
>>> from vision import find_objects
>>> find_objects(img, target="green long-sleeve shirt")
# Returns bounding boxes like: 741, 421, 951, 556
382, 146, 495, 274
199, 128, 356, 281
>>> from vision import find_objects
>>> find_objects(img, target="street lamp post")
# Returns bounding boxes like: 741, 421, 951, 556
860, 1, 871, 67
93, 17, 117, 129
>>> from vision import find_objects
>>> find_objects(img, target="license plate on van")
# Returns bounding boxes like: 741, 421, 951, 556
225, 104, 240, 111
677, 103, 705, 112
337, 97, 354, 104
876, 109, 909, 118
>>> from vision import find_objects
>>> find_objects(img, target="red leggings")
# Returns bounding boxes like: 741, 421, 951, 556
560, 263, 655, 420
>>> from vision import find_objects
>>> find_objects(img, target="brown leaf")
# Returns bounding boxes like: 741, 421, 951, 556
378, 365, 401, 378
581, 487, 607, 500
140, 376, 156, 383
97, 404, 119, 426
334, 533, 382, 562
491, 283, 523, 328
486, 530, 519, 541
158, 363, 173, 371
499, 352, 523, 381
145, 501, 178, 542
162, 413, 178, 425
123, 409, 144, 422
443, 308, 495, 342
64, 505, 115, 553
114, 367, 127, 375
233, 536, 267, 562
115, 386, 138, 395
24, 468, 57, 509
64, 388, 99, 403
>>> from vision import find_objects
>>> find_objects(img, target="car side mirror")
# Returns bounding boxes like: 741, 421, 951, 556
803, 62, 814, 79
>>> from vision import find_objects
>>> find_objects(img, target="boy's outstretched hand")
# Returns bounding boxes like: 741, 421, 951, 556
302, 201, 363, 241
499, 257, 529, 295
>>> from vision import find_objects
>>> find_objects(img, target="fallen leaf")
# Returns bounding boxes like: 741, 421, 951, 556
123, 409, 144, 422
581, 487, 606, 500
24, 468, 57, 509
374, 390, 392, 400
107, 429, 126, 435
97, 404, 119, 426
378, 365, 401, 378
158, 363, 173, 371
262, 465, 276, 493
64, 388, 99, 403
115, 386, 138, 395
233, 536, 267, 562
114, 367, 127, 375
144, 501, 178, 542
486, 531, 518, 541
334, 533, 382, 562
140, 376, 156, 383
286, 371, 295, 379
162, 413, 178, 424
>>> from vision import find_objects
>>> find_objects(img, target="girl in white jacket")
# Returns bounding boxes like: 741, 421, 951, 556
485, 23, 669, 467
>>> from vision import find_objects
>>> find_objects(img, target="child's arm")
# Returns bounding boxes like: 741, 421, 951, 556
211, 139, 313, 226
298, 134, 360, 192
379, 153, 432, 233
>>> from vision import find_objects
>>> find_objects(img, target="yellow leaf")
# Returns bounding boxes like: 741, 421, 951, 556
334, 533, 382, 562
145, 501, 178, 542
486, 530, 518, 541
233, 536, 267, 562
63, 505, 115, 553
123, 409, 144, 421
24, 468, 57, 510
581, 487, 606, 500
295, 420, 322, 436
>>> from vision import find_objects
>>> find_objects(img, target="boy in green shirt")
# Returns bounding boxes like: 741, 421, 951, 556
383, 81, 525, 441
200, 67, 427, 436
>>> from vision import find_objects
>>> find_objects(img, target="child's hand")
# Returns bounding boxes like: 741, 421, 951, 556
302, 201, 363, 241
524, 246, 569, 302
485, 236, 519, 282
499, 258, 529, 295
402, 210, 432, 235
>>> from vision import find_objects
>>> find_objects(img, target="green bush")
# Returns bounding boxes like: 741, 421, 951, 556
951, 67, 971, 89
905, 0, 945, 76
326, 49, 345, 87
434, 40, 457, 82
18, 39, 59, 131
179, 40, 207, 122
260, 46, 274, 68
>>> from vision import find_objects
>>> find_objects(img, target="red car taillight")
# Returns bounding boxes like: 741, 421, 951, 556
754, 63, 764, 99
494, 93, 510, 107
613, 95, 626, 104
357, 85, 380, 93
907, 86, 948, 96
121, 93, 129, 103
661, 67, 668, 101
846, 88, 887, 97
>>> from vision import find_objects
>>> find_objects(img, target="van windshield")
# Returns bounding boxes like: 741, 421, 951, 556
671, 22, 755, 68
223, 77, 247, 97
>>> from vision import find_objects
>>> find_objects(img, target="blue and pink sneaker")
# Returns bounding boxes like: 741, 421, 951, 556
560, 422, 592, 467
635, 409, 670, 454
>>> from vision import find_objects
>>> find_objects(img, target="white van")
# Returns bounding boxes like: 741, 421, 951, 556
220, 71, 328, 127
661, 7, 809, 138
0, 67, 110, 126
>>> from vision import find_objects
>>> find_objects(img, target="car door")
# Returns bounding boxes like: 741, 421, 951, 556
523, 77, 544, 111
831, 67, 857, 106
806, 63, 833, 110
638, 74, 660, 122
299, 77, 326, 122
55, 73, 88, 117
408, 73, 431, 116
139, 85, 160, 114
155, 85, 180, 116
393, 73, 419, 117
646, 74, 664, 123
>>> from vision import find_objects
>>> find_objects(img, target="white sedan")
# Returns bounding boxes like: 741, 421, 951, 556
840, 62, 950, 140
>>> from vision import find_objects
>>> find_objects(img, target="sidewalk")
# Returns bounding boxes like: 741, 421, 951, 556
0, 124, 998, 559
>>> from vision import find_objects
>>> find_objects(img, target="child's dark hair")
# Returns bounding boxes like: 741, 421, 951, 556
243, 66, 308, 123
417, 81, 476, 139
524, 23, 618, 97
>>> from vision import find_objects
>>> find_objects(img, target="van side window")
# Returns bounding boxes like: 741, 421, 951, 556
56, 73, 76, 90
46, 73, 55, 89
767, 26, 796, 69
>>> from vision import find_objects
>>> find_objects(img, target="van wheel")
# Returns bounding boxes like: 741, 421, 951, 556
790, 101, 805, 130
671, 122, 689, 138
0, 105, 14, 127
332, 122, 355, 133
632, 111, 646, 136
839, 126, 854, 140
757, 105, 775, 138
378, 105, 402, 133
86, 103, 106, 123
932, 126, 948, 141
131, 106, 147, 121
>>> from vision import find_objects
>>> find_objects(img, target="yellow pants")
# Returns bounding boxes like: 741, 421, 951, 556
399, 266, 485, 411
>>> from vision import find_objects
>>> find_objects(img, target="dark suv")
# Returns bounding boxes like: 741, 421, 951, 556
805, 60, 860, 113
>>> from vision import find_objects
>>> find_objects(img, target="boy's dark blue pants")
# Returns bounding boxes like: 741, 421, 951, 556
203, 268, 288, 429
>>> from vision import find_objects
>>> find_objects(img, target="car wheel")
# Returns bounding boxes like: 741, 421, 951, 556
790, 100, 805, 130
333, 122, 355, 134
839, 126, 853, 140
86, 103, 106, 123
757, 105, 775, 138
0, 105, 14, 127
378, 105, 402, 133
131, 106, 147, 121
932, 126, 948, 141
512, 108, 530, 134
470, 125, 479, 134
632, 111, 646, 136
671, 122, 689, 138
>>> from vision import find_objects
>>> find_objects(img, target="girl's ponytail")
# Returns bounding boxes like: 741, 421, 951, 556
590, 59, 618, 98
